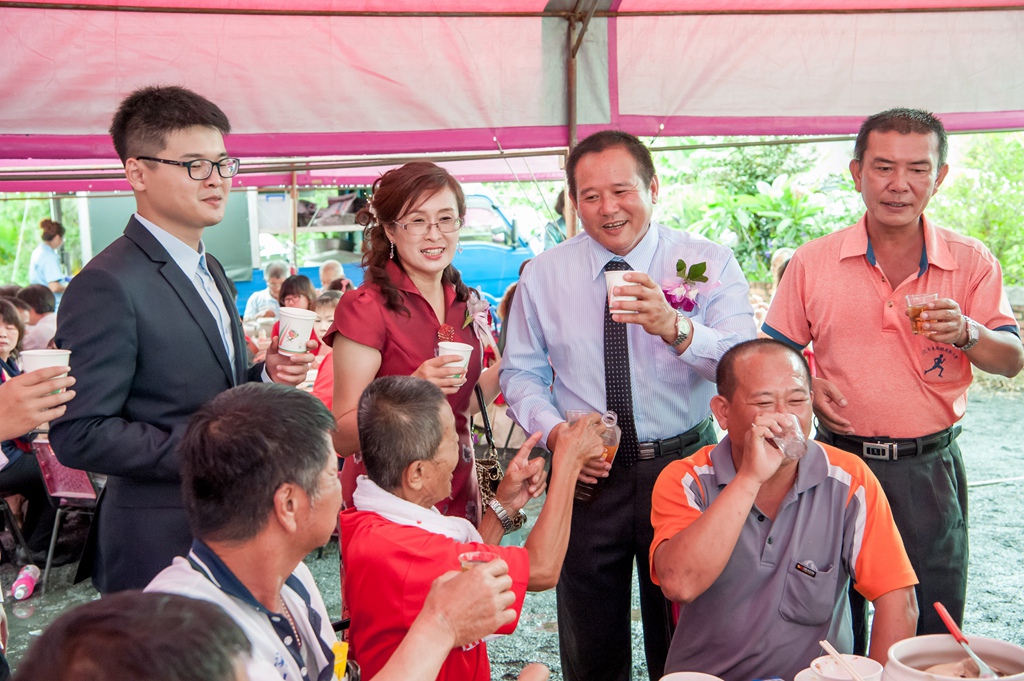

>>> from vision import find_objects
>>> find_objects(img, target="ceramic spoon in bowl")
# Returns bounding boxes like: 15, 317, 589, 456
933, 602, 997, 679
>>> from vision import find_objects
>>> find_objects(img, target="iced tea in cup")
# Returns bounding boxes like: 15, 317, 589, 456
277, 308, 317, 353
905, 293, 939, 335
458, 551, 498, 571
605, 270, 638, 315
568, 410, 622, 501
436, 341, 473, 379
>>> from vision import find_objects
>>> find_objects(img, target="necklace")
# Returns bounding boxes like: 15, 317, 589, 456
279, 599, 303, 649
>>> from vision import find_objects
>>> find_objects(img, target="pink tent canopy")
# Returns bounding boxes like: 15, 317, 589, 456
2, 1, 1023, 190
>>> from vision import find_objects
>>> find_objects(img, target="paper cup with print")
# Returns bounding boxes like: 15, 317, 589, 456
605, 270, 638, 314
436, 341, 474, 379
276, 308, 317, 354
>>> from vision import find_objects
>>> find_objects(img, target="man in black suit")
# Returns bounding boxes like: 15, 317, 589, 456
51, 86, 314, 593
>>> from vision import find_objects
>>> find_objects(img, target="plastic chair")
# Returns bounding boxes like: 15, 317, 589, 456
30, 437, 97, 593
0, 495, 32, 561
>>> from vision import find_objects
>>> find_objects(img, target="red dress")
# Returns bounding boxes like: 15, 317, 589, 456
324, 261, 483, 525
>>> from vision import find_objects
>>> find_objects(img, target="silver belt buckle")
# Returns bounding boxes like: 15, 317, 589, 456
638, 442, 657, 460
863, 442, 898, 461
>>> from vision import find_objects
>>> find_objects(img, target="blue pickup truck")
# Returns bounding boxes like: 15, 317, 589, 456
235, 194, 536, 315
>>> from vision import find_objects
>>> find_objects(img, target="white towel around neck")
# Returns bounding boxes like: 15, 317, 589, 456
351, 475, 484, 544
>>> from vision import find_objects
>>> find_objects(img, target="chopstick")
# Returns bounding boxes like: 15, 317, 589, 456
819, 639, 869, 681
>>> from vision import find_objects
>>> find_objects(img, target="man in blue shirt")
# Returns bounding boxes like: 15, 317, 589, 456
500, 130, 756, 681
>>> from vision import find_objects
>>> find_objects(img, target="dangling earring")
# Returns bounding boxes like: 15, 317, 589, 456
457, 240, 463, 254
389, 241, 395, 259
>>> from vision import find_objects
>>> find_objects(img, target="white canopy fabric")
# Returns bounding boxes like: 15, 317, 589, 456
2, 1, 1023, 191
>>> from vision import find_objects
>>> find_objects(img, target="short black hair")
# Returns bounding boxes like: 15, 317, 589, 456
854, 107, 948, 167
181, 382, 335, 542
716, 338, 811, 400
109, 85, 231, 164
17, 284, 56, 315
566, 130, 656, 200
358, 376, 448, 492
16, 591, 250, 681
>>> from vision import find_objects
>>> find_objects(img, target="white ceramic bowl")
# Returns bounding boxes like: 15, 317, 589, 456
659, 673, 723, 681
811, 654, 883, 681
884, 634, 1024, 681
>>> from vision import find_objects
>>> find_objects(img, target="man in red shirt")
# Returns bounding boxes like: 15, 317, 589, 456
341, 375, 605, 681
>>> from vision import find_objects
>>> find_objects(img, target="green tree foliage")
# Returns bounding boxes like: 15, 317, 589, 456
655, 139, 861, 281
928, 132, 1024, 285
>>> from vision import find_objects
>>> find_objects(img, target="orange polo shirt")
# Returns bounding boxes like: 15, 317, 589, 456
763, 215, 1019, 438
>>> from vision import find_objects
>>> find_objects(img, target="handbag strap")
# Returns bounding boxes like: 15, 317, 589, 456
474, 384, 496, 452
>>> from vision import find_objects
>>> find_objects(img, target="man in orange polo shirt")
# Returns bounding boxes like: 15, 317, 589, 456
764, 108, 1023, 652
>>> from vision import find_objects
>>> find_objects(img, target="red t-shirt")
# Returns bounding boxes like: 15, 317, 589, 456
339, 508, 529, 681
325, 261, 483, 524
311, 347, 334, 410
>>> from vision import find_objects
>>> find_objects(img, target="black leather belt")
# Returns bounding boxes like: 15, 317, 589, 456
637, 417, 712, 461
820, 425, 960, 462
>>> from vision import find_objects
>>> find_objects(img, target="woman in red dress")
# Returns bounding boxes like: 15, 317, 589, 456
325, 162, 501, 525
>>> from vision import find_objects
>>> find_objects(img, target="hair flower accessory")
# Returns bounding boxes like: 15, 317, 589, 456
661, 259, 720, 312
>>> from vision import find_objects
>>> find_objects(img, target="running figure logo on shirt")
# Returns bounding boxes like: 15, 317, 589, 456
924, 354, 946, 378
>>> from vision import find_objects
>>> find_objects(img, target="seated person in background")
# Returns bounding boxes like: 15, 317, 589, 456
243, 260, 288, 321
0, 299, 59, 563
340, 375, 605, 681
1, 297, 31, 328
16, 591, 251, 681
147, 382, 522, 681
318, 259, 344, 293
16, 284, 58, 351
270, 274, 322, 356
327, 276, 354, 293
311, 291, 342, 408
651, 339, 918, 681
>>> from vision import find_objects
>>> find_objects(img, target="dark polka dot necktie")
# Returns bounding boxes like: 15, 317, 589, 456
604, 260, 639, 467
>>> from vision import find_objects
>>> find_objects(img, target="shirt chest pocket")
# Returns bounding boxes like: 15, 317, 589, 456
778, 561, 840, 626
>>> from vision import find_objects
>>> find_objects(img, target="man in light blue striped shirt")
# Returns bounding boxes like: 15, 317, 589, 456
500, 130, 756, 681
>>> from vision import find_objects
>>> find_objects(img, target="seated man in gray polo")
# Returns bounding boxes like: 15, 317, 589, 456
650, 339, 919, 681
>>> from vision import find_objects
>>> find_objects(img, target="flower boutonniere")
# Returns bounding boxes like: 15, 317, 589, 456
661, 259, 720, 312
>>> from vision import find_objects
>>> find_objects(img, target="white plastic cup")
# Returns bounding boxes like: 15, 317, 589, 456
605, 270, 638, 315
19, 349, 71, 374
659, 673, 724, 681
436, 341, 474, 379
277, 308, 317, 354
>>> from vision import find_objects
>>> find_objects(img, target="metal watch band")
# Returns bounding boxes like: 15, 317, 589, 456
488, 498, 515, 534
668, 309, 690, 347
953, 315, 980, 351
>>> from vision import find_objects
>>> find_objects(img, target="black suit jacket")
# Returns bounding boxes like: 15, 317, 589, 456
51, 217, 263, 592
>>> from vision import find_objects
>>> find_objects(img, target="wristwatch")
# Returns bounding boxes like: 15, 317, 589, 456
953, 315, 980, 351
665, 309, 691, 347
488, 498, 527, 535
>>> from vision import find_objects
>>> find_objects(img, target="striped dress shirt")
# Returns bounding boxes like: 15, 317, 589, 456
500, 221, 757, 449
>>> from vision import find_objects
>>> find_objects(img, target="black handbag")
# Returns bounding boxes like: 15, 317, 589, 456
473, 385, 527, 531
474, 384, 502, 506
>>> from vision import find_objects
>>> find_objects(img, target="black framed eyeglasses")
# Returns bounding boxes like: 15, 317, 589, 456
136, 156, 241, 180
391, 216, 464, 236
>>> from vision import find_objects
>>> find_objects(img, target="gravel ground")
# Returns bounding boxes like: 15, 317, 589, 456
3, 389, 1022, 678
